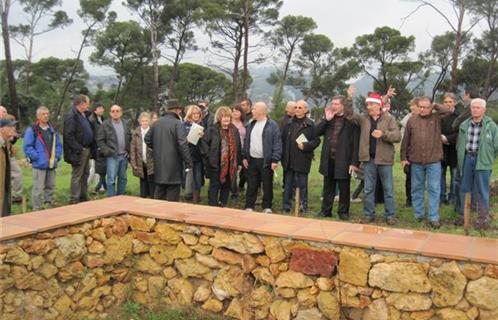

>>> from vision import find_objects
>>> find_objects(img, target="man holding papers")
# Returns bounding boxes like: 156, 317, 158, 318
281, 100, 320, 213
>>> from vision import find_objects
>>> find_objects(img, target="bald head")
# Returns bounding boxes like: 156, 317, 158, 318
0, 106, 7, 120
252, 102, 268, 121
285, 101, 296, 116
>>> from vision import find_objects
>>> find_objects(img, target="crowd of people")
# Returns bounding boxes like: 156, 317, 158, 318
0, 86, 497, 230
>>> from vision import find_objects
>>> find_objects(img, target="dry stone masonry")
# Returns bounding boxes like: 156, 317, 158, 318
0, 213, 497, 320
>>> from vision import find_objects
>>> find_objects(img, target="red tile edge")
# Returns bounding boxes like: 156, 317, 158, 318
0, 196, 496, 265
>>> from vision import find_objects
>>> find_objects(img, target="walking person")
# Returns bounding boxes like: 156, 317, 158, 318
88, 103, 106, 193
201, 107, 242, 207
0, 119, 17, 216
63, 94, 94, 204
182, 105, 205, 203
243, 102, 281, 213
401, 96, 451, 228
130, 112, 155, 198
145, 99, 193, 201
456, 98, 498, 229
96, 104, 131, 197
316, 96, 360, 220
281, 100, 320, 214
23, 106, 63, 210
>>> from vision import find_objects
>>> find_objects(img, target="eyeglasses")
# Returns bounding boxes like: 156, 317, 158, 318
418, 106, 432, 109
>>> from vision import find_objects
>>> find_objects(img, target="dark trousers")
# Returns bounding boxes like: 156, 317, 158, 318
245, 158, 274, 210
283, 169, 308, 211
154, 184, 181, 201
238, 167, 247, 189
352, 180, 364, 199
208, 172, 231, 207
321, 160, 350, 216
140, 164, 155, 198
70, 147, 91, 203
404, 164, 412, 204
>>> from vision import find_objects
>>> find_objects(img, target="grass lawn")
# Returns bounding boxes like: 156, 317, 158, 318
10, 140, 498, 238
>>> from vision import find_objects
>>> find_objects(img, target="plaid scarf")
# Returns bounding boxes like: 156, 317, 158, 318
219, 125, 238, 184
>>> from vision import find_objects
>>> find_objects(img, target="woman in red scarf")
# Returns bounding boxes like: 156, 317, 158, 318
200, 107, 242, 207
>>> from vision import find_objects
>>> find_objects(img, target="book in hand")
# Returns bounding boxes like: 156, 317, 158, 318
187, 123, 204, 145
296, 133, 308, 144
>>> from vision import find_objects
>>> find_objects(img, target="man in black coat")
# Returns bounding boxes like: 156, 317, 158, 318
281, 100, 320, 213
63, 94, 94, 204
145, 99, 193, 201
316, 95, 360, 220
88, 103, 106, 192
440, 92, 459, 205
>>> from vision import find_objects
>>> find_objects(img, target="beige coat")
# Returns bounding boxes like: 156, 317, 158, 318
130, 127, 154, 178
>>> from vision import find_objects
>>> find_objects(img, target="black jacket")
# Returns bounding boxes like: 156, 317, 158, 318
441, 110, 459, 168
200, 123, 242, 177
96, 118, 131, 158
182, 121, 204, 163
63, 107, 95, 166
145, 112, 193, 185
88, 112, 106, 174
281, 117, 320, 173
243, 118, 282, 168
315, 116, 360, 179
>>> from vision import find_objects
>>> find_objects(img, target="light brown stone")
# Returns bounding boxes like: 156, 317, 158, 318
277, 287, 296, 298
436, 308, 469, 320
154, 224, 182, 244
20, 239, 56, 255
317, 277, 334, 291
466, 306, 478, 320
250, 286, 273, 308
270, 300, 293, 320
148, 276, 165, 298
195, 253, 223, 268
132, 239, 150, 254
5, 247, 30, 265
55, 234, 87, 262
265, 240, 286, 263
225, 298, 252, 319
295, 308, 324, 320
136, 254, 162, 274
363, 298, 388, 320
242, 254, 257, 273
173, 242, 192, 259
84, 255, 105, 268
53, 294, 73, 318
112, 217, 129, 236
339, 248, 370, 287
317, 291, 340, 320
135, 231, 161, 244
369, 262, 431, 293
194, 285, 211, 302
123, 215, 155, 231
149, 245, 176, 265
38, 262, 58, 279
429, 261, 466, 307
479, 308, 498, 320
465, 276, 498, 310
409, 310, 435, 320
460, 264, 483, 280
212, 266, 251, 300
484, 264, 498, 279
212, 247, 242, 265
252, 267, 275, 285
134, 276, 148, 292
297, 288, 317, 308
209, 230, 264, 254
275, 270, 314, 288
167, 278, 193, 305
202, 298, 223, 313
174, 257, 211, 279
163, 267, 177, 279
180, 233, 198, 245
191, 244, 213, 255
385, 293, 432, 311
256, 255, 271, 267
88, 241, 105, 254
74, 273, 97, 301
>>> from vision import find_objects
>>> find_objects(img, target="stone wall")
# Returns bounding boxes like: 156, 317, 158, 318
0, 213, 497, 320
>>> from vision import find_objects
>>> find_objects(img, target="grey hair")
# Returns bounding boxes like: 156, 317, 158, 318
443, 92, 457, 101
36, 106, 49, 117
471, 98, 486, 109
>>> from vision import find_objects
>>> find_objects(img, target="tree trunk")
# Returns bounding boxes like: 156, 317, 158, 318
241, 0, 250, 100
450, 3, 465, 92
1, 0, 20, 122
25, 28, 35, 95
55, 22, 96, 120
168, 24, 188, 100
233, 25, 244, 102
151, 22, 160, 112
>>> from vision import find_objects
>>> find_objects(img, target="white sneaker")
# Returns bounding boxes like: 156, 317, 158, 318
351, 198, 362, 203
262, 208, 273, 214
245, 208, 254, 212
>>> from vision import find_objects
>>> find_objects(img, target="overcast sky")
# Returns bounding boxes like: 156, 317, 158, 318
5, 0, 486, 76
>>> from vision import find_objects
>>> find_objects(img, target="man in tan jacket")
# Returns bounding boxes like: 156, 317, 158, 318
345, 88, 401, 225
0, 119, 18, 217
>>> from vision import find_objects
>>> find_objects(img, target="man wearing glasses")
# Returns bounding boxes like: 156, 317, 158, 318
401, 97, 451, 228
96, 104, 131, 197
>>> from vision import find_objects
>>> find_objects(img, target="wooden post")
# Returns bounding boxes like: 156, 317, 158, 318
294, 188, 300, 217
464, 192, 471, 235
21, 194, 27, 213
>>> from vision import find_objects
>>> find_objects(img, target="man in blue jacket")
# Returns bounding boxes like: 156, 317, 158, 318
242, 101, 282, 213
24, 106, 63, 210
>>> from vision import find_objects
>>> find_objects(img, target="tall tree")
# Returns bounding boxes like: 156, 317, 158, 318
353, 26, 427, 115
125, 0, 167, 111
55, 0, 113, 119
90, 20, 151, 103
404, 0, 480, 91
267, 15, 316, 111
161, 0, 201, 99
202, 0, 281, 103
10, 0, 72, 94
0, 0, 20, 121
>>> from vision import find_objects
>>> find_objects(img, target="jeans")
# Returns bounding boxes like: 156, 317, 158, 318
208, 171, 231, 207
440, 162, 456, 202
70, 147, 91, 203
283, 169, 308, 212
411, 162, 441, 222
106, 154, 128, 197
245, 158, 274, 210
31, 168, 56, 210
363, 160, 395, 218
459, 154, 491, 218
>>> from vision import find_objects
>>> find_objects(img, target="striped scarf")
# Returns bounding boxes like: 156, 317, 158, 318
219, 125, 238, 184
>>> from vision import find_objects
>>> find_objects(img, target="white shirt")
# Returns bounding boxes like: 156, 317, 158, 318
250, 119, 267, 158
141, 127, 149, 163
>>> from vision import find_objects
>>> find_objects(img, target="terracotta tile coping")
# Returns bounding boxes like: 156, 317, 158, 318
0, 196, 496, 264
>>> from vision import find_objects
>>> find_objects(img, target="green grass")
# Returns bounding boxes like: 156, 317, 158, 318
10, 140, 498, 238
